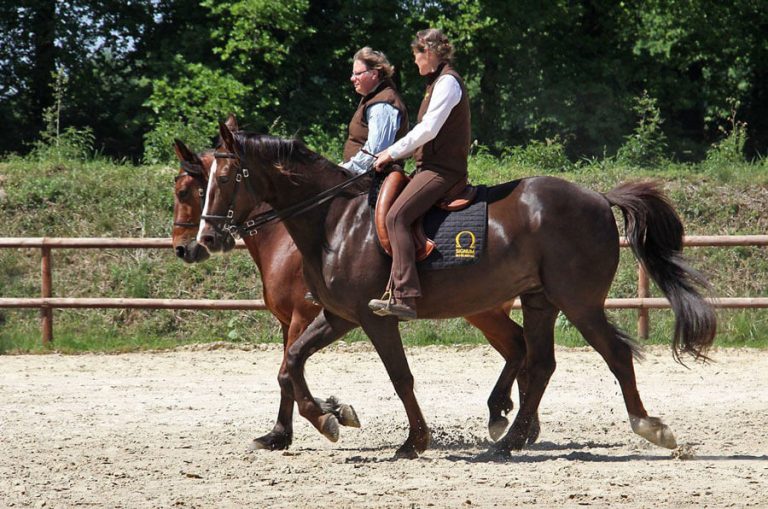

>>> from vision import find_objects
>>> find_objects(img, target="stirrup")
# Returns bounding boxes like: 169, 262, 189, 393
368, 289, 395, 317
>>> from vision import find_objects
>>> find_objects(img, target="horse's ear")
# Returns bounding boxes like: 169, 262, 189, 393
219, 121, 236, 150
173, 138, 196, 163
224, 113, 239, 132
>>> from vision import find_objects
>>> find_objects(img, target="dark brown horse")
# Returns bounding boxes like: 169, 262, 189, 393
171, 132, 538, 450
198, 125, 716, 459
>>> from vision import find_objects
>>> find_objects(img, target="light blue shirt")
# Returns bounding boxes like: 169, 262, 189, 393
341, 102, 401, 174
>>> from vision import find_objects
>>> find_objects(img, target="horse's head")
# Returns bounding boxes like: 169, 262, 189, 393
197, 114, 259, 254
172, 138, 211, 263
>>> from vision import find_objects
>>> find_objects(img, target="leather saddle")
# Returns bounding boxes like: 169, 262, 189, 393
375, 170, 479, 261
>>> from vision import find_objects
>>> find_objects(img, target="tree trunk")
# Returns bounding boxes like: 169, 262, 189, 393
28, 0, 56, 126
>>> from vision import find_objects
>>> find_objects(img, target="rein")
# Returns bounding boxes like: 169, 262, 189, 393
202, 151, 373, 238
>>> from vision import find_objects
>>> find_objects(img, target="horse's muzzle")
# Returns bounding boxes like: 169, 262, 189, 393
199, 230, 235, 254
175, 241, 210, 263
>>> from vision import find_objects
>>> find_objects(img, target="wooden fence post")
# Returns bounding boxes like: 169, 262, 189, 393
637, 263, 649, 340
41, 245, 53, 346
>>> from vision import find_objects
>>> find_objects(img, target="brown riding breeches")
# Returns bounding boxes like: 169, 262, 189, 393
385, 169, 463, 299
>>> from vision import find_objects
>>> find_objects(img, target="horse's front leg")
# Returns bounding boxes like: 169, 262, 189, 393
359, 316, 430, 459
284, 310, 357, 442
252, 314, 360, 451
251, 322, 296, 451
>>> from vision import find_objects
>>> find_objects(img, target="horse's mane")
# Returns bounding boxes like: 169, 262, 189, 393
235, 132, 323, 168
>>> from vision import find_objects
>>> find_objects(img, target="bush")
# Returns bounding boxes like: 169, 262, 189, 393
501, 137, 573, 173
616, 91, 669, 167
28, 66, 96, 164
705, 108, 748, 165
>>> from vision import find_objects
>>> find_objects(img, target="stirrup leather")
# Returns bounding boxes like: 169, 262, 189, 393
374, 171, 435, 261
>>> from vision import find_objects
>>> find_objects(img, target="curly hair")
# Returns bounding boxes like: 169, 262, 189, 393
411, 28, 454, 63
352, 47, 395, 79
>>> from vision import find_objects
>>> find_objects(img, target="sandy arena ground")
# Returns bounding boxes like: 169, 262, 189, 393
1, 343, 767, 508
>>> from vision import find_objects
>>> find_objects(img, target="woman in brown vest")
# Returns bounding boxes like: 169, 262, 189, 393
368, 28, 471, 320
341, 47, 409, 175
306, 47, 409, 306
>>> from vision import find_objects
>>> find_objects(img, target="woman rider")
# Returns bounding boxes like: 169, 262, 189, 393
306, 47, 409, 306
341, 47, 409, 175
368, 28, 471, 320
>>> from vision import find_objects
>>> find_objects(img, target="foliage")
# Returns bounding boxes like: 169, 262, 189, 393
705, 102, 748, 166
142, 59, 251, 163
29, 66, 95, 163
2, 1, 767, 162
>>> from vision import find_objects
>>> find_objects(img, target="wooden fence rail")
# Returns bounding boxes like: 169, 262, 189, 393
1, 236, 767, 346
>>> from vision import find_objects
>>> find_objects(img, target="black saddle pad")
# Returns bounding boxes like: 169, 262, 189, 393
368, 179, 488, 271
418, 185, 487, 270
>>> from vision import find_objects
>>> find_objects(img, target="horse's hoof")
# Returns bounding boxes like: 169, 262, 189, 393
488, 416, 509, 441
337, 404, 361, 428
630, 415, 678, 449
478, 445, 512, 462
248, 430, 292, 451
248, 439, 270, 452
502, 430, 528, 451
394, 445, 419, 459
319, 414, 340, 442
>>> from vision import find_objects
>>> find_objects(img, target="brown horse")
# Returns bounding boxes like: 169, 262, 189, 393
198, 125, 716, 459
172, 141, 362, 450
171, 132, 538, 450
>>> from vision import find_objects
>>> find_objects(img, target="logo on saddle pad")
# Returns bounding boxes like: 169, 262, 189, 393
454, 230, 477, 258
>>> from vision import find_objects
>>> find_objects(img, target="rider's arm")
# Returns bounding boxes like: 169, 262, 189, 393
341, 102, 401, 174
386, 75, 461, 160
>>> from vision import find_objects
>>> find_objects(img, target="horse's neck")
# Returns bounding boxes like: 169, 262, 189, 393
264, 160, 360, 247
281, 193, 369, 269
251, 152, 370, 274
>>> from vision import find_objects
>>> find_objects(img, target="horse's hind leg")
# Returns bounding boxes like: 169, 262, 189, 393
564, 307, 678, 449
464, 307, 540, 443
494, 293, 558, 454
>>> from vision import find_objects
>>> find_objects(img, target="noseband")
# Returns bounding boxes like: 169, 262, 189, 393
201, 150, 372, 238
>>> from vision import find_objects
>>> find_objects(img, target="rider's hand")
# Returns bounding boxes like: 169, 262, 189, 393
374, 149, 394, 172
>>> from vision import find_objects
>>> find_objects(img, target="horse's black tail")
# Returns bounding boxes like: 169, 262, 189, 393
604, 181, 717, 362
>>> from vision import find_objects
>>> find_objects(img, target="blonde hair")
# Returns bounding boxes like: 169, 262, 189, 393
353, 47, 395, 79
411, 28, 454, 63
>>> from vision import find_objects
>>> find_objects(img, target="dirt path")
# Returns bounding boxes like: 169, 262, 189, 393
1, 344, 767, 508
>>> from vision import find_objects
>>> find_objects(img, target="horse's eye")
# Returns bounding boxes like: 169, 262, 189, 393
178, 188, 190, 200
218, 175, 230, 184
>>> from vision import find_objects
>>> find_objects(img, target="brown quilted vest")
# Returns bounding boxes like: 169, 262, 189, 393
413, 64, 471, 178
342, 79, 409, 163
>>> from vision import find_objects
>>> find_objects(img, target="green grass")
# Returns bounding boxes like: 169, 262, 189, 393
1, 149, 766, 353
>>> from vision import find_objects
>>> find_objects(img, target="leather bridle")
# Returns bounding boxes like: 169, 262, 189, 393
201, 150, 373, 238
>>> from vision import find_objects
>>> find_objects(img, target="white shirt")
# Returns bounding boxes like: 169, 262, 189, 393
387, 74, 462, 160
341, 102, 401, 174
